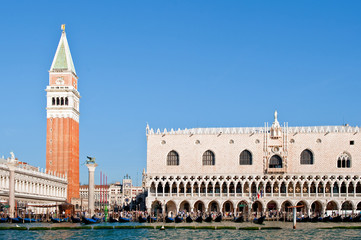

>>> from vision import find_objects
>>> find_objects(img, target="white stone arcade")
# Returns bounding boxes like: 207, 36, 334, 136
145, 112, 361, 217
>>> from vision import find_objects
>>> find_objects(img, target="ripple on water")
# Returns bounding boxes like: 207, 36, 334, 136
1, 228, 361, 240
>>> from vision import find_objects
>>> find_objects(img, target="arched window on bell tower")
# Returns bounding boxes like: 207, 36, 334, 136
65, 97, 69, 106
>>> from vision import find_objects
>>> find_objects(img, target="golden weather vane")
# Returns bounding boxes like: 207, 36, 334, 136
61, 24, 66, 32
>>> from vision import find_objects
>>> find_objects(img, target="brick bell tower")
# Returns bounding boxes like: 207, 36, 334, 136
46, 25, 80, 202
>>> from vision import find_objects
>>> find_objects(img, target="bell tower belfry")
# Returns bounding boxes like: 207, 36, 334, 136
46, 25, 80, 202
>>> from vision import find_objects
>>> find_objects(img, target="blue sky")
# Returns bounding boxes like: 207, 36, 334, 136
0, 1, 360, 185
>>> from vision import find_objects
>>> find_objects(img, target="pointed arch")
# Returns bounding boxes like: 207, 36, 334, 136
337, 152, 351, 168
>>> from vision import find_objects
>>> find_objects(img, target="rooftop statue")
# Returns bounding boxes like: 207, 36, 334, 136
86, 156, 96, 164
10, 152, 15, 161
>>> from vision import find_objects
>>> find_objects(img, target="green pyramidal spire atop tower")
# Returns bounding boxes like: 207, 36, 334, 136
50, 25, 76, 74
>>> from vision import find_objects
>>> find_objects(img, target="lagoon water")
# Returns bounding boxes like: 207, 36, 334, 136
1, 228, 361, 240
1, 222, 361, 240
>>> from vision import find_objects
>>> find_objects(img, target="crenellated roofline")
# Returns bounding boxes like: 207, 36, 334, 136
146, 125, 359, 136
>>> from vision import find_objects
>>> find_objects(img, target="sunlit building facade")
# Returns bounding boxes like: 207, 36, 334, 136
145, 112, 361, 216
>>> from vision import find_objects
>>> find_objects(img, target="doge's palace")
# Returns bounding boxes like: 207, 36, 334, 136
145, 112, 361, 217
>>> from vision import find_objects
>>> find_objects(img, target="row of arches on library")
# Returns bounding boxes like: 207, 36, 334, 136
52, 97, 69, 106
148, 179, 361, 198
167, 149, 312, 166
149, 199, 361, 215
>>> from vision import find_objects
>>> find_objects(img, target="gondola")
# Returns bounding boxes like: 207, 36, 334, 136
302, 216, 310, 222
352, 215, 361, 222
0, 217, 8, 223
23, 218, 37, 223
234, 216, 244, 223
215, 215, 222, 222
175, 216, 183, 223
82, 216, 98, 224
253, 216, 265, 224
342, 216, 352, 222
204, 216, 212, 223
165, 216, 175, 223
322, 216, 331, 222
186, 216, 193, 223
118, 217, 131, 223
50, 217, 61, 223
195, 216, 203, 223
108, 216, 118, 222
92, 216, 103, 222
310, 216, 319, 222
331, 215, 342, 222
138, 216, 147, 223
9, 217, 21, 223
71, 216, 81, 223
147, 216, 157, 223
51, 217, 69, 223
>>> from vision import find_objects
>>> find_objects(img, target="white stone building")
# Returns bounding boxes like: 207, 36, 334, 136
144, 112, 361, 217
0, 155, 67, 214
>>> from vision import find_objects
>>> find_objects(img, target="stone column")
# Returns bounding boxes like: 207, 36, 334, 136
7, 162, 17, 218
86, 163, 98, 217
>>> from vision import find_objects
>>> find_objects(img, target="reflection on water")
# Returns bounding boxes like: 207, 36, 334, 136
1, 228, 361, 240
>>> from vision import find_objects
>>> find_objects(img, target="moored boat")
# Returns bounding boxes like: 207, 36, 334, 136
82, 216, 98, 224
253, 216, 265, 224
215, 215, 222, 222
195, 216, 203, 223
138, 216, 147, 223
23, 218, 37, 223
234, 216, 244, 223
204, 216, 212, 223
92, 216, 103, 222
186, 216, 193, 223
147, 216, 157, 223
9, 217, 21, 223
165, 216, 175, 223
331, 215, 342, 222
118, 217, 131, 223
71, 216, 81, 223
108, 216, 118, 222
175, 216, 183, 223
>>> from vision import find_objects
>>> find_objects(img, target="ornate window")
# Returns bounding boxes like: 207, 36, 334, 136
269, 155, 282, 168
65, 97, 69, 106
337, 152, 351, 168
300, 149, 313, 165
240, 150, 252, 165
203, 150, 215, 165
167, 151, 179, 166
52, 97, 55, 105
